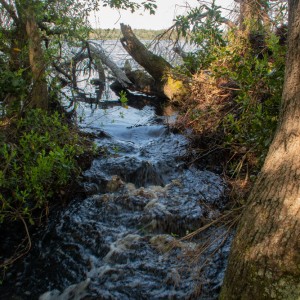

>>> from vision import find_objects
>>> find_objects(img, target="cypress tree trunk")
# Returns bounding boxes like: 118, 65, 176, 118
220, 1, 300, 298
120, 23, 172, 83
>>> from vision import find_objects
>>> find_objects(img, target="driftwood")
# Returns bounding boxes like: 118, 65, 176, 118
107, 57, 163, 96
126, 70, 158, 94
52, 27, 188, 101
88, 41, 133, 89
54, 42, 132, 96
120, 24, 188, 101
120, 23, 172, 83
92, 57, 106, 87
111, 68, 162, 96
53, 47, 106, 91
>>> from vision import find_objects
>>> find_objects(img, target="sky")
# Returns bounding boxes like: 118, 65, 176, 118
90, 0, 235, 30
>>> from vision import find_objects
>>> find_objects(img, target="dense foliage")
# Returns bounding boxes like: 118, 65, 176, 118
214, 33, 285, 171
0, 110, 86, 225
0, 0, 157, 112
0, 0, 157, 227
173, 1, 287, 185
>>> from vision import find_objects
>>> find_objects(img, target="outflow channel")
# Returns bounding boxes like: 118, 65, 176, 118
1, 101, 232, 300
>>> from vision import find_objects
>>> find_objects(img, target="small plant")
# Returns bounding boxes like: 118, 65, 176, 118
119, 90, 128, 108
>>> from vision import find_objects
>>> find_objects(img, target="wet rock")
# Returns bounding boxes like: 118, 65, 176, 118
114, 195, 149, 211
136, 168, 227, 234
105, 175, 124, 192
165, 268, 181, 286
83, 182, 100, 195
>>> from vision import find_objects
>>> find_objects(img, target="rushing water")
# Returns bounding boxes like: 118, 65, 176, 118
0, 41, 232, 300
0, 97, 232, 300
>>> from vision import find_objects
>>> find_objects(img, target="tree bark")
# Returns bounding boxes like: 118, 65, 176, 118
220, 1, 300, 299
238, 0, 269, 32
25, 11, 48, 109
120, 23, 172, 84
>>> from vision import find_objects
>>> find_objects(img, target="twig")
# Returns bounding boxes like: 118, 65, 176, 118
180, 206, 243, 242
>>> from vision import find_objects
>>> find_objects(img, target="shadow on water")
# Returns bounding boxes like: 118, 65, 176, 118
76, 83, 167, 117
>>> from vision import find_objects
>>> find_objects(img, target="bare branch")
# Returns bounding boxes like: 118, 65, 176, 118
89, 41, 133, 88
220, 17, 237, 28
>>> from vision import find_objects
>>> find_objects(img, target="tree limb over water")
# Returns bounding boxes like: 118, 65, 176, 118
120, 23, 188, 101
88, 41, 133, 89
53, 25, 188, 101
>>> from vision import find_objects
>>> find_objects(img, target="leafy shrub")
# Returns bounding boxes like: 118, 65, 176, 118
175, 23, 286, 178
174, 1, 225, 73
212, 32, 286, 170
0, 109, 84, 224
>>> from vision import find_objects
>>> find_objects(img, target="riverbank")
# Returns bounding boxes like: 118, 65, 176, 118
0, 110, 96, 273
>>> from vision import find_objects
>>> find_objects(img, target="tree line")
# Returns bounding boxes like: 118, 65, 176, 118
90, 28, 178, 40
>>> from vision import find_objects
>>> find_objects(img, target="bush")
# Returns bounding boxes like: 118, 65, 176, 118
0, 109, 84, 225
175, 27, 286, 180
212, 32, 285, 170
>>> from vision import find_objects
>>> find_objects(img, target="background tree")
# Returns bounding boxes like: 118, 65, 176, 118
220, 0, 300, 298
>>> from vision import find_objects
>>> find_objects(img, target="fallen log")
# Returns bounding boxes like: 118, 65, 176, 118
120, 23, 172, 83
88, 41, 133, 89
111, 69, 160, 96
120, 23, 188, 101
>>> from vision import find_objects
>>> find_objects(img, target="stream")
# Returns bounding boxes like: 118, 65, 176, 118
1, 96, 232, 300
1, 41, 232, 300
